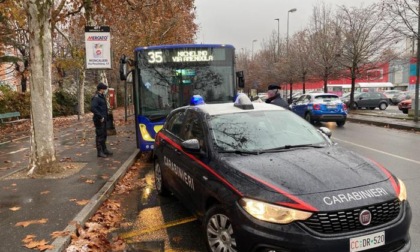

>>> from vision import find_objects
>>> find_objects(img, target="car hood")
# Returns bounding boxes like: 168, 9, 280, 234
220, 145, 398, 210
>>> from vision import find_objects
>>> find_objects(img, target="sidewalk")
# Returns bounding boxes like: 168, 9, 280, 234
0, 109, 139, 252
347, 110, 420, 132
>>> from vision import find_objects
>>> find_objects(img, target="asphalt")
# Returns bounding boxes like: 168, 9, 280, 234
0, 108, 419, 252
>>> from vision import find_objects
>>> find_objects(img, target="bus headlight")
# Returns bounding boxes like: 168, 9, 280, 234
239, 198, 312, 224
139, 124, 154, 142
398, 178, 407, 201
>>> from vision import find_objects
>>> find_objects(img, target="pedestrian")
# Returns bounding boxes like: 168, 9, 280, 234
265, 84, 289, 109
91, 82, 113, 158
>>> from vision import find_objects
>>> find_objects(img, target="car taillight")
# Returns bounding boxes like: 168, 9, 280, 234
343, 103, 347, 111
313, 104, 321, 110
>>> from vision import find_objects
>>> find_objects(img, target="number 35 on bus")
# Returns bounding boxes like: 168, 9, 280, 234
119, 44, 244, 152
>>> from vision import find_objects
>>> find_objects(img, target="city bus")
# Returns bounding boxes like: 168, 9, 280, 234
119, 44, 241, 151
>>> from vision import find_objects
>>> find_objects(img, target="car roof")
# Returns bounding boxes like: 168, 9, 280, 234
308, 93, 339, 97
186, 101, 285, 116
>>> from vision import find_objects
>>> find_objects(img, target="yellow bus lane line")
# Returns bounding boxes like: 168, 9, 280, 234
121, 216, 198, 240
333, 138, 420, 165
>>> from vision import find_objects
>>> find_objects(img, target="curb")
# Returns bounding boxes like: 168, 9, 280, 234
47, 149, 141, 252
347, 117, 420, 132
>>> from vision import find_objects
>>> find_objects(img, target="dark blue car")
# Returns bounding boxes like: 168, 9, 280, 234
290, 93, 348, 126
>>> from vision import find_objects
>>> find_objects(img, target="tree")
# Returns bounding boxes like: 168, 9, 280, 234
382, 0, 420, 121
290, 30, 312, 94
0, 0, 30, 92
337, 4, 398, 109
25, 0, 58, 175
309, 3, 343, 93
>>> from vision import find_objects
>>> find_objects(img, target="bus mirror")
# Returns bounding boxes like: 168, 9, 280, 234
236, 71, 245, 88
119, 55, 127, 81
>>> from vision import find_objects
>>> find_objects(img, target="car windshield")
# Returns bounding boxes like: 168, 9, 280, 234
314, 95, 340, 103
209, 110, 328, 152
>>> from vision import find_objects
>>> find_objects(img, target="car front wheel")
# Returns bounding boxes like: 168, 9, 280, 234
379, 102, 388, 110
205, 205, 238, 252
154, 160, 169, 196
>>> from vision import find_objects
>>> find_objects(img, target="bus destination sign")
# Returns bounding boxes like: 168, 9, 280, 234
143, 49, 225, 64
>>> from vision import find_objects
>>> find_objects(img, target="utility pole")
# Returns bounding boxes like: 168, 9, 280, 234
275, 18, 280, 60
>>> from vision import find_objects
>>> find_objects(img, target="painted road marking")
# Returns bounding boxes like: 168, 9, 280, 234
333, 138, 420, 165
9, 148, 29, 154
121, 216, 197, 240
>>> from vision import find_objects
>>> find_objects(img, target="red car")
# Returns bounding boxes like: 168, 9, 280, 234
398, 99, 412, 114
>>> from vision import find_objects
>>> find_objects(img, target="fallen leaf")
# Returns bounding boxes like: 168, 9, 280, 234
15, 218, 48, 227
24, 239, 50, 249
40, 191, 50, 195
85, 179, 95, 184
51, 231, 70, 238
4, 160, 11, 163
22, 235, 36, 243
9, 206, 21, 211
76, 200, 90, 206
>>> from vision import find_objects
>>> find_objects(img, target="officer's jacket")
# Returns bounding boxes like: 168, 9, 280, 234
91, 93, 108, 121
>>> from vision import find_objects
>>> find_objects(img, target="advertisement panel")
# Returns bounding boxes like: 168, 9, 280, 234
85, 26, 111, 69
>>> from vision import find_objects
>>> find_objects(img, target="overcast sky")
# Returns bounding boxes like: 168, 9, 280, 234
194, 0, 378, 53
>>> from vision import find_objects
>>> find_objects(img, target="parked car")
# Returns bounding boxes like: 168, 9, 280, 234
398, 95, 420, 114
392, 92, 413, 105
153, 94, 411, 252
342, 92, 389, 110
290, 93, 347, 126
383, 90, 402, 103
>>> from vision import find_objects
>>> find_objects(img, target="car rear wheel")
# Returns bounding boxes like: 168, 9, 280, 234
336, 120, 346, 127
305, 113, 313, 124
379, 102, 387, 110
205, 205, 238, 252
154, 160, 169, 196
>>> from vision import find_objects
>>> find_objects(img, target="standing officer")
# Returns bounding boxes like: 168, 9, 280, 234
91, 83, 113, 158
265, 84, 289, 109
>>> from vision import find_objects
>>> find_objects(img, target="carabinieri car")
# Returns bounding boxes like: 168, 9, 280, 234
290, 93, 347, 126
153, 94, 411, 252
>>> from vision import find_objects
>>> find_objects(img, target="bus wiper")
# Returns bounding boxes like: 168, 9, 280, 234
147, 114, 167, 122
265, 144, 324, 152
218, 149, 263, 155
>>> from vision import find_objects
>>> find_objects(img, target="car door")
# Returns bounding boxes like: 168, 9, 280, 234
175, 109, 211, 213
292, 95, 310, 117
357, 93, 370, 108
158, 109, 189, 199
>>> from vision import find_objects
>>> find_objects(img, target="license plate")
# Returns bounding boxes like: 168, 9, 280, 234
327, 105, 336, 109
350, 231, 385, 252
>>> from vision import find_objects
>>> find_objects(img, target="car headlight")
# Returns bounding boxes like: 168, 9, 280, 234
398, 178, 407, 201
239, 198, 312, 224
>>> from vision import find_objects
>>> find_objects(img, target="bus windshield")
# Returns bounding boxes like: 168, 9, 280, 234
137, 45, 235, 118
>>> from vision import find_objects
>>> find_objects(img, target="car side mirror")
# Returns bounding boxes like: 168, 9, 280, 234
319, 127, 332, 138
181, 139, 201, 153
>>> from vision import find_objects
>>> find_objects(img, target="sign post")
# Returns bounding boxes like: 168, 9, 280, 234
85, 26, 116, 135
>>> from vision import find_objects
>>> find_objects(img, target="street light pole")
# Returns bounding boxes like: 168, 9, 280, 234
274, 18, 280, 60
252, 39, 257, 60
287, 8, 297, 55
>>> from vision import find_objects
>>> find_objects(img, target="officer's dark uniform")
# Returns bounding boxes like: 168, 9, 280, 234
265, 85, 289, 109
91, 83, 113, 157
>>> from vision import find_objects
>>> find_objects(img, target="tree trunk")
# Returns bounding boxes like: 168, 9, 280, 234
79, 68, 86, 115
349, 76, 357, 111
302, 75, 306, 94
26, 0, 59, 175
